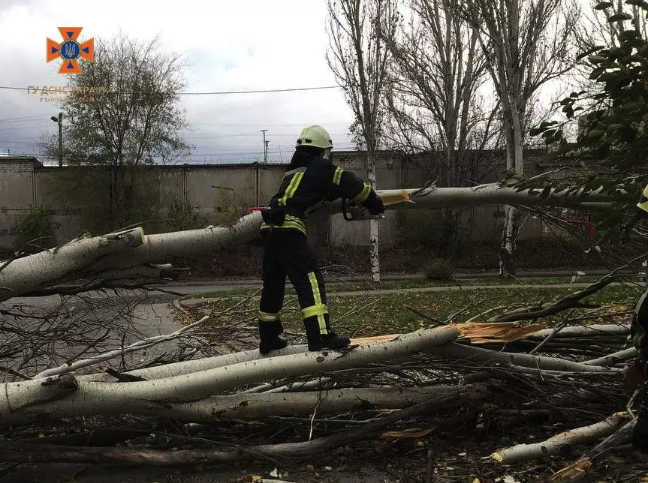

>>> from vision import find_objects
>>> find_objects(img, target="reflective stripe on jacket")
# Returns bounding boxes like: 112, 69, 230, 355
261, 151, 377, 236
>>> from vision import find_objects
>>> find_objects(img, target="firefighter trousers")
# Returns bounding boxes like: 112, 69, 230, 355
258, 229, 331, 339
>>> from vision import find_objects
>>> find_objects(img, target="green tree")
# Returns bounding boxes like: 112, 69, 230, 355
43, 32, 191, 232
517, 1, 648, 243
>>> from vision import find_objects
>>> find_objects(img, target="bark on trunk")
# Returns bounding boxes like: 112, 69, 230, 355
368, 158, 380, 282
0, 392, 469, 466
0, 185, 614, 300
547, 420, 637, 482
432, 342, 618, 373
0, 228, 144, 302
492, 412, 631, 465
0, 327, 461, 426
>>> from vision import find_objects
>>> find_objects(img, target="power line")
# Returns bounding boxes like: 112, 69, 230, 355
0, 85, 342, 95
0, 115, 47, 123
0, 121, 353, 132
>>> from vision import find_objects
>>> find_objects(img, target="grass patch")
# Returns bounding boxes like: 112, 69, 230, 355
190, 274, 642, 299
190, 281, 642, 340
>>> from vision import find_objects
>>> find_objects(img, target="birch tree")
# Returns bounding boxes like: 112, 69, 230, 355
326, 0, 399, 282
379, 0, 502, 258
450, 0, 580, 276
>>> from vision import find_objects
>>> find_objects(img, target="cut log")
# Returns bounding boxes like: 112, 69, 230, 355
546, 420, 636, 482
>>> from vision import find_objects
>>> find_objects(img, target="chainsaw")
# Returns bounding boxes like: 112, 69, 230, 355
341, 198, 384, 221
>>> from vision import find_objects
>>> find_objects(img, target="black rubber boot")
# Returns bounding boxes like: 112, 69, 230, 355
305, 319, 350, 351
634, 401, 648, 453
258, 320, 288, 355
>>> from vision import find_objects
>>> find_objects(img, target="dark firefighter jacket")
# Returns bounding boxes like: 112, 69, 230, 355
633, 289, 648, 366
260, 149, 381, 236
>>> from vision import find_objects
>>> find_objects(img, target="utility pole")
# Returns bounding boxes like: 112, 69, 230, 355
261, 129, 268, 162
50, 112, 63, 167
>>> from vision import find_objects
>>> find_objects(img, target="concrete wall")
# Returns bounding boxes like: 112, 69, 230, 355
0, 159, 38, 245
0, 150, 594, 252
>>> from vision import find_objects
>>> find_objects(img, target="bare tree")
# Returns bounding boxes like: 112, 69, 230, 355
451, 0, 581, 276
379, 0, 503, 258
326, 0, 400, 282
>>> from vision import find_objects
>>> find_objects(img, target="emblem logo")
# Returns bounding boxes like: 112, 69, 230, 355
47, 27, 94, 74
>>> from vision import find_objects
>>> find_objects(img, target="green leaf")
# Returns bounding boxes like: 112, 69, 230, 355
621, 126, 637, 142
620, 29, 640, 39
598, 71, 625, 81
595, 1, 613, 8
588, 55, 609, 64
608, 12, 634, 22
576, 45, 606, 61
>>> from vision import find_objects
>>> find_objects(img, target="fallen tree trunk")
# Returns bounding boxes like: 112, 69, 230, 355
0, 228, 144, 302
584, 347, 637, 367
526, 325, 630, 340
369, 185, 614, 212
144, 385, 489, 422
0, 184, 616, 301
79, 322, 541, 383
0, 392, 469, 466
0, 327, 461, 426
80, 345, 311, 383
431, 342, 619, 373
3, 385, 488, 424
491, 412, 631, 465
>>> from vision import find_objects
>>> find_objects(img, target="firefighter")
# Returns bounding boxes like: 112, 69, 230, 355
625, 183, 648, 451
256, 125, 385, 354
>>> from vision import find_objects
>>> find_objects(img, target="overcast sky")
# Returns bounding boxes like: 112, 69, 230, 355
0, 0, 357, 164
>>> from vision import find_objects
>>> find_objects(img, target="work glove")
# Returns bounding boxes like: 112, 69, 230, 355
366, 195, 385, 215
